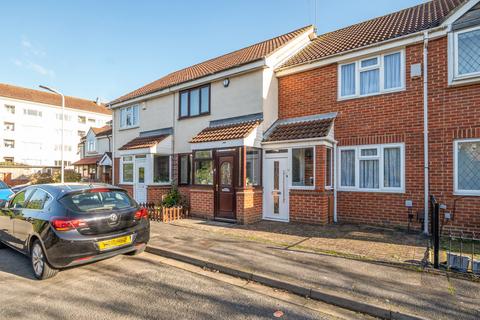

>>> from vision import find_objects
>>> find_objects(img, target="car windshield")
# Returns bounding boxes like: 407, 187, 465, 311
60, 190, 135, 212
0, 181, 8, 189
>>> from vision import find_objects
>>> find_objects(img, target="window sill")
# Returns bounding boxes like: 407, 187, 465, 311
289, 186, 315, 191
449, 75, 480, 87
338, 188, 404, 194
338, 87, 405, 102
178, 112, 210, 121
120, 182, 133, 185
453, 191, 480, 197
119, 125, 139, 131
150, 182, 172, 186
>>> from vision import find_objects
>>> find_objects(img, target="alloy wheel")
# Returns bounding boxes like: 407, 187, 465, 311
32, 243, 45, 277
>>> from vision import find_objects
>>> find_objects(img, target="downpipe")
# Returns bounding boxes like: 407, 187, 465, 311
423, 31, 430, 235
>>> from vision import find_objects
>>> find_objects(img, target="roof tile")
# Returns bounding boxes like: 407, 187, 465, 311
119, 134, 169, 150
190, 120, 261, 143
264, 118, 333, 142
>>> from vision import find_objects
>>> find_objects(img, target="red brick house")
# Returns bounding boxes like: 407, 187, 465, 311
110, 0, 480, 234
275, 0, 480, 233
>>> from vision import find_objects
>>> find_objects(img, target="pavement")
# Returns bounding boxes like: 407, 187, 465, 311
0, 246, 368, 320
147, 221, 480, 320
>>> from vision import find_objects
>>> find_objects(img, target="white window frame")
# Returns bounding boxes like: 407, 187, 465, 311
450, 25, 480, 84
87, 138, 96, 153
119, 105, 139, 129
151, 154, 172, 185
325, 147, 333, 190
453, 138, 480, 196
338, 50, 405, 100
120, 156, 134, 184
290, 147, 316, 190
338, 143, 405, 193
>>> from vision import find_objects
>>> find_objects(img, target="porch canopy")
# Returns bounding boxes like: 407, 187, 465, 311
262, 112, 336, 146
189, 113, 263, 150
72, 155, 103, 166
118, 128, 173, 156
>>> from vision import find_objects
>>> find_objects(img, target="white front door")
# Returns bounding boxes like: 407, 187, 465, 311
263, 155, 289, 221
134, 158, 147, 204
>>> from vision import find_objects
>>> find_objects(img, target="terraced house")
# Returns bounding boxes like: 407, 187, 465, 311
110, 0, 480, 233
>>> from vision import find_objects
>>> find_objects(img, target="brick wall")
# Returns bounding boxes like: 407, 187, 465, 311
279, 36, 480, 232
236, 188, 263, 224
189, 188, 214, 219
147, 185, 171, 205
118, 184, 133, 198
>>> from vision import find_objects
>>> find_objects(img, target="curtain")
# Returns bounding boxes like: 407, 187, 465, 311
360, 159, 379, 189
384, 52, 401, 89
360, 69, 379, 95
384, 147, 401, 188
341, 63, 355, 96
341, 150, 355, 186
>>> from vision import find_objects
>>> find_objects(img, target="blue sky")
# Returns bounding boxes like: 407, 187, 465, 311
0, 0, 423, 102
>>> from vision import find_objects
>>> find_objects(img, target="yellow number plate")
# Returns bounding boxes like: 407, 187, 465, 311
97, 235, 132, 251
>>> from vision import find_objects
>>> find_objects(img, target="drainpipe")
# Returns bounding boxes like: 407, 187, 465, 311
423, 31, 429, 235
333, 140, 338, 223
111, 109, 115, 185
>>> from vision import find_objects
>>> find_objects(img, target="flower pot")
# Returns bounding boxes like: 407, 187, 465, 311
472, 260, 480, 275
447, 253, 470, 272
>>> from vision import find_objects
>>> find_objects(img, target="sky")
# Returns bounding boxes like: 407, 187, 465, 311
0, 0, 425, 102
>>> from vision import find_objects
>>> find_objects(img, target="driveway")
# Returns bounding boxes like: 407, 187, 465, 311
0, 247, 354, 320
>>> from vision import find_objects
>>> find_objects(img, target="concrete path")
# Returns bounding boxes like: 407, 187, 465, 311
148, 221, 480, 320
0, 247, 361, 320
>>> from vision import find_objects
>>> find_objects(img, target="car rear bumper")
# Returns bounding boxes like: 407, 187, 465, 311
43, 223, 150, 269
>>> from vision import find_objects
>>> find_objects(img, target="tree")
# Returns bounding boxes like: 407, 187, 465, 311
31, 172, 55, 185
53, 170, 81, 183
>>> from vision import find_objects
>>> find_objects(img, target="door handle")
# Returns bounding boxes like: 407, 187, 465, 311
215, 184, 219, 192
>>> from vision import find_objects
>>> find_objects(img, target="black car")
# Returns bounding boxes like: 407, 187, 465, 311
0, 183, 150, 280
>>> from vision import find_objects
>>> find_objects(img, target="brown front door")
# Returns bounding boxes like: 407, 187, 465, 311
215, 153, 236, 220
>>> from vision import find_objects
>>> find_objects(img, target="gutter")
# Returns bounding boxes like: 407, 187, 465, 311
423, 31, 430, 235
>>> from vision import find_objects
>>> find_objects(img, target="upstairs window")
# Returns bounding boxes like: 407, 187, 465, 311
179, 84, 210, 118
87, 138, 95, 152
23, 108, 42, 117
4, 105, 15, 114
339, 51, 404, 99
78, 116, 86, 124
453, 25, 480, 80
4, 139, 15, 148
119, 105, 139, 129
4, 122, 14, 132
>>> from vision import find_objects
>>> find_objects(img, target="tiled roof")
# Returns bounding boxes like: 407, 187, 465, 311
281, 0, 466, 68
72, 155, 103, 166
110, 26, 313, 105
190, 120, 261, 143
0, 83, 111, 115
264, 118, 333, 142
119, 134, 169, 150
91, 125, 112, 137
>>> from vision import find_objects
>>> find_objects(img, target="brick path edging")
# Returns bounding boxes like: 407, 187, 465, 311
146, 245, 426, 320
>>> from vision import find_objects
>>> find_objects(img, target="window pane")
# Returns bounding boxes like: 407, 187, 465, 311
200, 86, 209, 113
458, 29, 480, 75
132, 106, 139, 126
179, 155, 190, 185
360, 159, 379, 189
26, 189, 49, 210
220, 162, 232, 185
326, 148, 332, 187
341, 150, 355, 187
194, 159, 213, 185
195, 150, 212, 159
361, 148, 377, 156
384, 147, 401, 188
123, 163, 133, 182
361, 57, 378, 67
458, 141, 480, 191
154, 155, 170, 183
180, 92, 189, 117
138, 167, 144, 183
341, 63, 356, 96
360, 69, 380, 95
246, 148, 261, 186
190, 89, 200, 116
384, 52, 401, 89
292, 148, 314, 187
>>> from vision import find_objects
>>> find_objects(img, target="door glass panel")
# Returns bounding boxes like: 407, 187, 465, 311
138, 167, 145, 183
220, 162, 232, 186
273, 161, 279, 214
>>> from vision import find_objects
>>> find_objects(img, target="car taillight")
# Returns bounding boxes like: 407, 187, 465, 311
51, 217, 88, 231
134, 208, 148, 220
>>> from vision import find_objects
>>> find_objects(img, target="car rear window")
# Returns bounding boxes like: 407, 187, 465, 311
60, 190, 135, 212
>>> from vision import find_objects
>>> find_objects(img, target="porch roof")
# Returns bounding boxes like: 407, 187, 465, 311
263, 115, 334, 143
72, 155, 103, 166
119, 134, 169, 150
190, 119, 261, 143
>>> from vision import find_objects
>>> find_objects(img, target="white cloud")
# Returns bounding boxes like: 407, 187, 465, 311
21, 37, 46, 57
13, 36, 54, 77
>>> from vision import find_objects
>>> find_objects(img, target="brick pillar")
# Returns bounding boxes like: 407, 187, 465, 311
236, 188, 263, 224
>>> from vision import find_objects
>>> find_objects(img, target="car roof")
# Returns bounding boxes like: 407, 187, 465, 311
25, 183, 119, 198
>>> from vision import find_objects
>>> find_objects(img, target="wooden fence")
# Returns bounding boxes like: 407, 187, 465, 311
139, 202, 188, 223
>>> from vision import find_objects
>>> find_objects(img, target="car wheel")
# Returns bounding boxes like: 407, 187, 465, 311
124, 246, 145, 256
31, 240, 58, 280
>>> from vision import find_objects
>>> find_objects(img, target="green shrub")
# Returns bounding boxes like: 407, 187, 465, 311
161, 187, 188, 208
53, 170, 81, 183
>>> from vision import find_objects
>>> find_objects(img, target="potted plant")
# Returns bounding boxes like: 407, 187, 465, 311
160, 187, 188, 222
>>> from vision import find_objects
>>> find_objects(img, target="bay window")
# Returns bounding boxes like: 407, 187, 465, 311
454, 139, 480, 195
121, 156, 133, 183
451, 25, 480, 81
292, 147, 314, 188
339, 50, 404, 99
119, 105, 139, 129
194, 150, 213, 185
153, 155, 170, 184
339, 144, 404, 192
